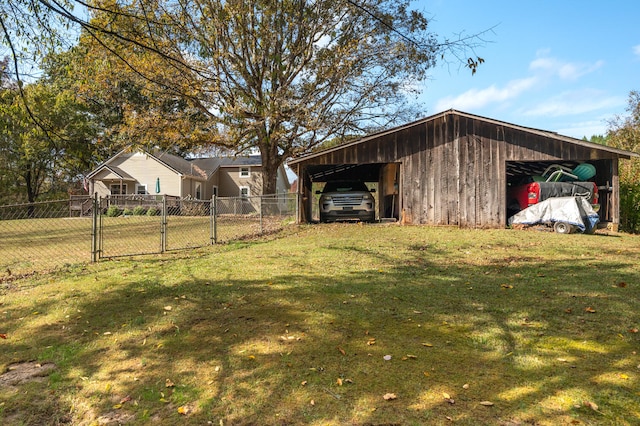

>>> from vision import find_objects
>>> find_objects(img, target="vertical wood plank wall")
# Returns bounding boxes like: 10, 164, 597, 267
295, 113, 623, 228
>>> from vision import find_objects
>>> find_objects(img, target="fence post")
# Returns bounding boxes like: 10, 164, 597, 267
259, 195, 263, 234
161, 195, 167, 253
211, 195, 217, 244
91, 193, 99, 262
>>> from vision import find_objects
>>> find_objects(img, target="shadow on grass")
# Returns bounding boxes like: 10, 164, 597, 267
1, 227, 639, 425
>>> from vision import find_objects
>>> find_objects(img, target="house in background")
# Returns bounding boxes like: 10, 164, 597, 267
87, 149, 290, 199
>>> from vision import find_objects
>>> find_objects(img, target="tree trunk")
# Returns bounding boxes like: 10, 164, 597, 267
260, 143, 281, 196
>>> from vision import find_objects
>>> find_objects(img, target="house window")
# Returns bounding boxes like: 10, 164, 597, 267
136, 184, 147, 195
240, 167, 250, 178
195, 183, 201, 200
110, 184, 127, 195
240, 186, 250, 198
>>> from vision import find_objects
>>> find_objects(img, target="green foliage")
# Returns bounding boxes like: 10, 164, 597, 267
3, 0, 488, 198
0, 77, 100, 203
619, 182, 640, 233
146, 207, 158, 216
585, 134, 608, 145
133, 206, 146, 215
122, 208, 134, 216
106, 205, 121, 217
607, 90, 640, 233
61, 0, 486, 195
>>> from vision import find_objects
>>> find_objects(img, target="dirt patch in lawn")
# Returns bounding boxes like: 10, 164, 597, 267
0, 361, 56, 388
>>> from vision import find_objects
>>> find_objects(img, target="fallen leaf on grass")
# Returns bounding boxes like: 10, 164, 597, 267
301, 381, 308, 386
618, 282, 627, 288
402, 354, 417, 360
443, 392, 455, 404
479, 401, 494, 406
336, 378, 343, 386
462, 384, 470, 389
366, 338, 376, 346
584, 400, 600, 412
383, 393, 397, 400
163, 306, 172, 311
310, 400, 315, 406
422, 343, 433, 347
585, 307, 596, 313
177, 406, 189, 415
165, 379, 175, 388
120, 396, 132, 404
279, 335, 297, 341
501, 284, 514, 289
337, 346, 346, 356
629, 328, 639, 333
0, 334, 7, 339
620, 374, 629, 380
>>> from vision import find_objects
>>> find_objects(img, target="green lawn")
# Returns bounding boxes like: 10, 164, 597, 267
1, 224, 639, 425
0, 215, 274, 275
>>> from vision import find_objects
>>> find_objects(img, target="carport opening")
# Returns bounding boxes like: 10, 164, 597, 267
505, 160, 613, 222
305, 163, 401, 223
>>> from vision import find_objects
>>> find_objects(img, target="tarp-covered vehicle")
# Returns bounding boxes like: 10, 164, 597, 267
508, 196, 600, 234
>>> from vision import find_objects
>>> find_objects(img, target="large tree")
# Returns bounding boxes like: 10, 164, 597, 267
3, 0, 487, 194
0, 77, 98, 204
176, 0, 486, 193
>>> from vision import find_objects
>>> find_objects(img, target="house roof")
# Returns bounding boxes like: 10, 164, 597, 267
219, 155, 262, 167
87, 164, 136, 180
188, 158, 224, 179
188, 155, 262, 178
87, 148, 208, 180
150, 150, 207, 179
288, 109, 638, 165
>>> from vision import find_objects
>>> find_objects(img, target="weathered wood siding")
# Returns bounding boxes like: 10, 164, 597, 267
293, 111, 627, 227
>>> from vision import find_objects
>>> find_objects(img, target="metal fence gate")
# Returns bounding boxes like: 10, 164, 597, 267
0, 193, 298, 275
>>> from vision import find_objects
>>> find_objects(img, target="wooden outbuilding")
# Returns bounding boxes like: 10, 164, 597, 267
288, 109, 637, 228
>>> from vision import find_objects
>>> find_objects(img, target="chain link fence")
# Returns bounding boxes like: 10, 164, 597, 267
0, 198, 94, 275
0, 193, 298, 277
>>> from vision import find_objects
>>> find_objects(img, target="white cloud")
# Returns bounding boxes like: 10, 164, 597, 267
522, 89, 624, 117
434, 77, 537, 111
556, 120, 608, 139
529, 55, 603, 80
634, 44, 640, 57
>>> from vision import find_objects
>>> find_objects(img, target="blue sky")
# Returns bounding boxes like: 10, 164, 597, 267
414, 0, 640, 139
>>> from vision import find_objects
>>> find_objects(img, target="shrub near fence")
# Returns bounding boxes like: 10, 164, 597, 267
0, 193, 298, 277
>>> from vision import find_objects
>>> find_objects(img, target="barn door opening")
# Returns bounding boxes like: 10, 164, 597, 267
380, 163, 400, 220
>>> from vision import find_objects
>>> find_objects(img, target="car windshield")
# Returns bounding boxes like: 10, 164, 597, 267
323, 181, 369, 193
